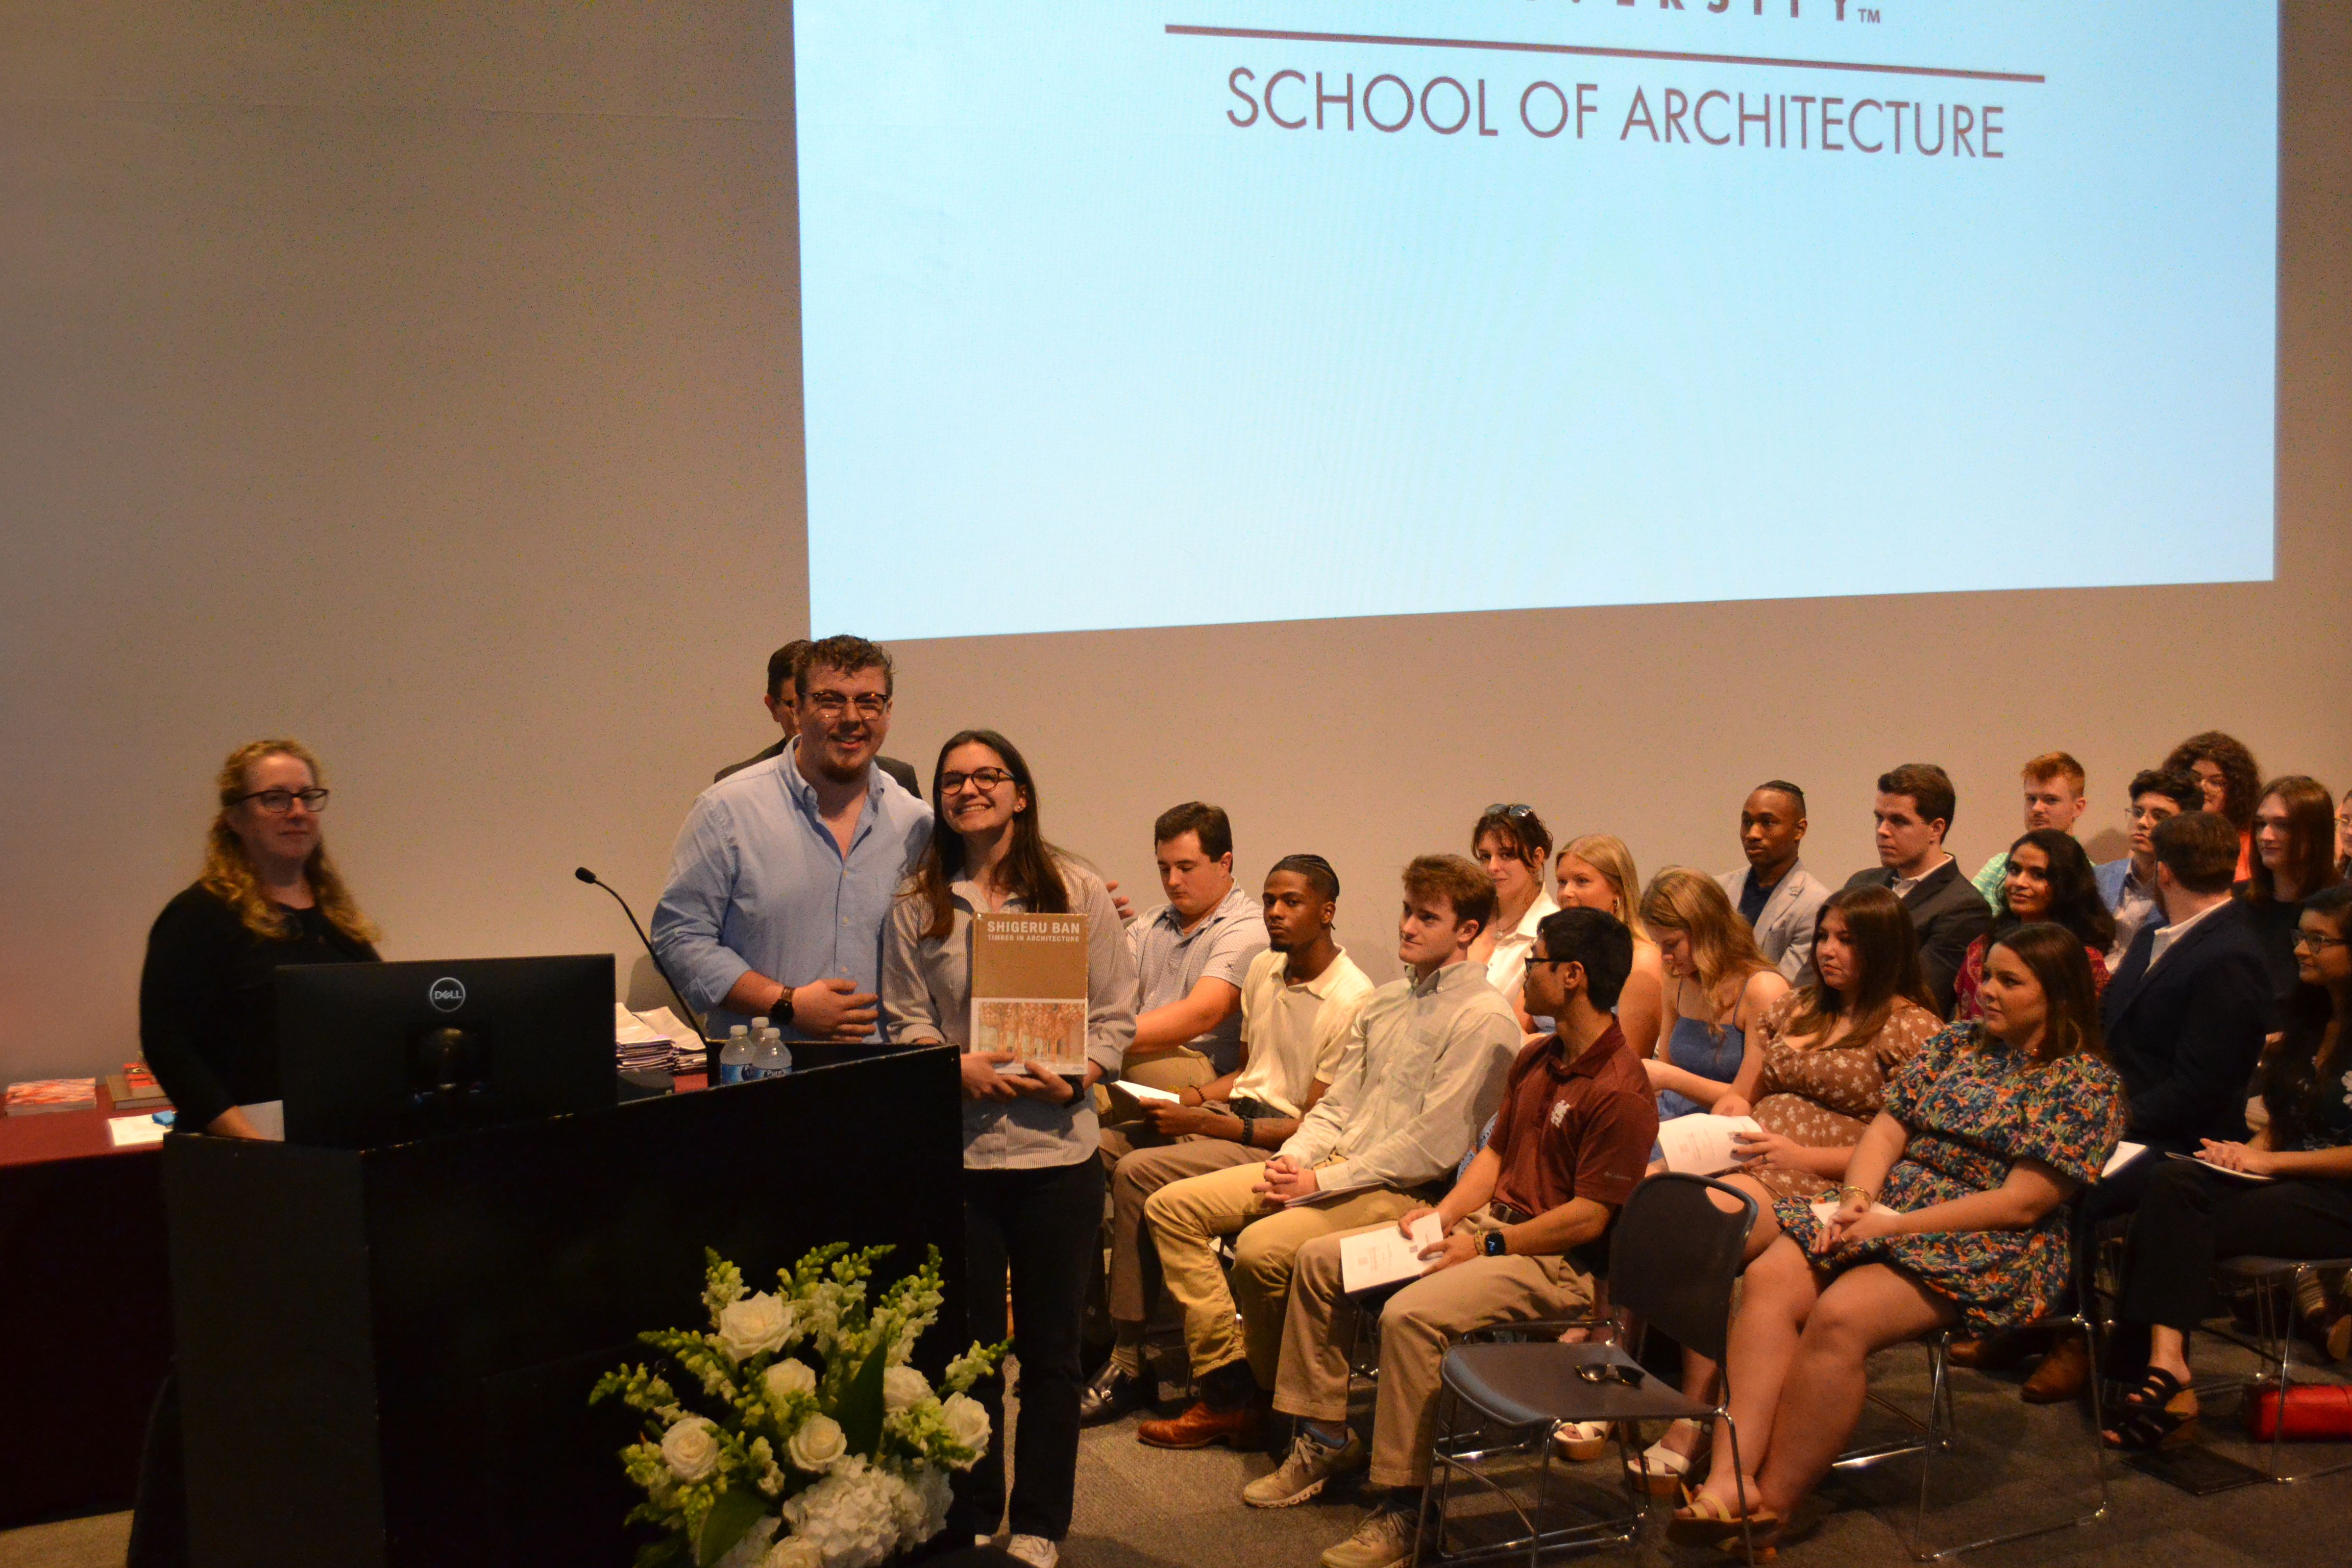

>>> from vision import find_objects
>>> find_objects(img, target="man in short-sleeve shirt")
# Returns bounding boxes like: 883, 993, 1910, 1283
1123, 802, 1269, 1080
1247, 908, 1658, 1566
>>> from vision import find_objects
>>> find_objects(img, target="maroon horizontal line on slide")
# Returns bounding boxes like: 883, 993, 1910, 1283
1165, 22, 2046, 86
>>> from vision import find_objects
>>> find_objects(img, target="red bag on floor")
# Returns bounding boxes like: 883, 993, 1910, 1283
2241, 1380, 2352, 1441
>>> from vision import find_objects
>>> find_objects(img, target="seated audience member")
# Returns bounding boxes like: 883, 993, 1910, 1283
1556, 833, 1668, 1057
1952, 829, 2117, 1020
2241, 775, 2339, 1010
1118, 802, 1267, 1102
2162, 729, 2264, 883
1244, 910, 1657, 1568
2338, 788, 2352, 883
1466, 803, 1558, 1015
2025, 809, 2274, 1401
1082, 856, 1374, 1425
1843, 764, 1993, 1017
879, 730, 1137, 1562
1670, 926, 2126, 1549
1134, 857, 1521, 1450
1630, 887, 1939, 1491
2103, 884, 2352, 1449
716, 638, 922, 796
1639, 869, 1790, 1121
1970, 752, 2090, 905
2094, 769, 2205, 968
1719, 780, 1830, 987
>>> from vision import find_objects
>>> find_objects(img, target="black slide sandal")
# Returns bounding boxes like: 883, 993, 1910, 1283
2102, 1366, 2199, 1451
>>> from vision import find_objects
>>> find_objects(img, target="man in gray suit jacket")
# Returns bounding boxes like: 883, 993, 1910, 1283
1843, 763, 1992, 1016
1719, 780, 1830, 986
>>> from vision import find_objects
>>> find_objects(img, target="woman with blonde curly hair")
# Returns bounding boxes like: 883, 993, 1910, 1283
138, 738, 380, 1138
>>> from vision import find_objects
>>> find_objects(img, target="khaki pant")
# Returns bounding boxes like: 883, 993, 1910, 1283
1095, 1050, 1217, 1164
1144, 1161, 1422, 1387
1106, 1138, 1262, 1323
1276, 1210, 1595, 1488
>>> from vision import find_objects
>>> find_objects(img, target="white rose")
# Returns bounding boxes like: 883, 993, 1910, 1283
764, 1358, 818, 1404
787, 1412, 849, 1473
661, 1416, 721, 1482
764, 1536, 826, 1568
939, 1393, 990, 1461
717, 1292, 795, 1363
881, 1365, 933, 1413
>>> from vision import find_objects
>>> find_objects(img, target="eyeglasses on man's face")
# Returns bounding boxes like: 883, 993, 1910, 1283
941, 768, 1015, 796
804, 691, 890, 720
236, 788, 329, 816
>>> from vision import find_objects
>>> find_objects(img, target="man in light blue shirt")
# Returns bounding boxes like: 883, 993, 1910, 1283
653, 634, 932, 1043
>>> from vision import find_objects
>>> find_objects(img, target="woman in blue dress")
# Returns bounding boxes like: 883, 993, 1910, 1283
1639, 868, 1790, 1122
1669, 923, 2128, 1550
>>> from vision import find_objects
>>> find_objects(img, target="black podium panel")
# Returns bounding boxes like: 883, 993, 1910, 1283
165, 1046, 966, 1568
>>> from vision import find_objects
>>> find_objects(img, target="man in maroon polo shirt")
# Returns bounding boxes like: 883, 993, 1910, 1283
1240, 907, 1659, 1568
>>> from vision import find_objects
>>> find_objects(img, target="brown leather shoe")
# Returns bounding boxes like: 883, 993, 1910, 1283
1137, 1395, 1268, 1450
1946, 1333, 2028, 1371
2020, 1328, 2089, 1403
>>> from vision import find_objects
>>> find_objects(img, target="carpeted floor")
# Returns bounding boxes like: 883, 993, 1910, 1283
9, 1343, 2345, 1568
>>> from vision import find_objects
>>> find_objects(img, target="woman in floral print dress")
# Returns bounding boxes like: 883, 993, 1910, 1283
1669, 924, 2129, 1550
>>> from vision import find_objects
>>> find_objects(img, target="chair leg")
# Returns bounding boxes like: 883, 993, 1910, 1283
1413, 1387, 1449, 1568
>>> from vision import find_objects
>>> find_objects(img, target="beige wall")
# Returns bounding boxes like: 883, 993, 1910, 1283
3, 3, 2346, 1078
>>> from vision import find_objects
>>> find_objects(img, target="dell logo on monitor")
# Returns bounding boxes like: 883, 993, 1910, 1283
427, 977, 468, 1013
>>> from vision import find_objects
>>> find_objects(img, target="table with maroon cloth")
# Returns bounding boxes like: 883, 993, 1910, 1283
0, 1085, 175, 1526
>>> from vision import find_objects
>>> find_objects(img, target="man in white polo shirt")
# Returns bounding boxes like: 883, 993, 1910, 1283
1082, 855, 1375, 1425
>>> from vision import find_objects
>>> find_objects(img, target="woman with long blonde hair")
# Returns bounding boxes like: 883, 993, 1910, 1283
138, 738, 380, 1138
1639, 867, 1790, 1121
1554, 833, 1665, 1056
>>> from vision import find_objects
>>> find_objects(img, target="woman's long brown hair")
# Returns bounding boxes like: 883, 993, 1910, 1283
904, 729, 1071, 941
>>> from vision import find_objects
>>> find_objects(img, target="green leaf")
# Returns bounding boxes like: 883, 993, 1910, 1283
836, 1341, 889, 1459
635, 1536, 688, 1568
695, 1487, 768, 1568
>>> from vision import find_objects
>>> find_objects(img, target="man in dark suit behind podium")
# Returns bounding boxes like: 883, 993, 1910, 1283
1843, 763, 1992, 1016
2023, 808, 2272, 1400
718, 639, 922, 798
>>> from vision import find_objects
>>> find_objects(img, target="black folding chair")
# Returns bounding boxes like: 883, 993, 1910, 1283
1413, 1173, 1759, 1568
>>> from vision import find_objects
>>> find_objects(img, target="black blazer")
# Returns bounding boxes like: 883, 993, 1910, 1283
2099, 899, 2273, 1152
714, 740, 923, 799
1843, 859, 1993, 1018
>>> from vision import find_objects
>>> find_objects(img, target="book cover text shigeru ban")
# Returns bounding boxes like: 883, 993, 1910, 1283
797, 3, 2276, 639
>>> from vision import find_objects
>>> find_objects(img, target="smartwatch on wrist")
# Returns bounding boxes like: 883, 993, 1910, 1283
1482, 1230, 1508, 1258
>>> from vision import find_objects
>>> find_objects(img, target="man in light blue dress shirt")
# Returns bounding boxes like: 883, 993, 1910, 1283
652, 635, 932, 1043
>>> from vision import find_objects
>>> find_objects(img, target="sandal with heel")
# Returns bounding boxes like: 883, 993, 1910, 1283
1667, 1481, 1779, 1550
2101, 1366, 2200, 1451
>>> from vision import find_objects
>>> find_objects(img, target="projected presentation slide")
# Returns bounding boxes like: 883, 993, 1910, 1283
796, 3, 2277, 640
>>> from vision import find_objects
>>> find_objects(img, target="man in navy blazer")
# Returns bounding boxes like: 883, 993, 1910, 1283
2022, 810, 2271, 1401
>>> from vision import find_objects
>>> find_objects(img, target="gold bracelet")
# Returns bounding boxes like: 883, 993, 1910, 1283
1837, 1184, 1877, 1205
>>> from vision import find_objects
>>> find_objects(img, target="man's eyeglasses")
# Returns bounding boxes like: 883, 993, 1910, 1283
2291, 929, 2347, 952
235, 788, 330, 816
941, 768, 1016, 795
805, 691, 890, 720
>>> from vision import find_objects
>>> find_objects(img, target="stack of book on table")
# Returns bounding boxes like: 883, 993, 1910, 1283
105, 1061, 172, 1112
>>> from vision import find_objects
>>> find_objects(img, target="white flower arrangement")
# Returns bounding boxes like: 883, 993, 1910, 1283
593, 1245, 1003, 1568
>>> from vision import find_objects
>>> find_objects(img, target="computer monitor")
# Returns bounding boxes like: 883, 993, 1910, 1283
276, 955, 616, 1149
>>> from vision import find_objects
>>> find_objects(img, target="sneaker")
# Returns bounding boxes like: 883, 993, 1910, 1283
1006, 1534, 1059, 1568
1319, 1504, 1419, 1568
1243, 1427, 1366, 1508
1079, 1363, 1150, 1425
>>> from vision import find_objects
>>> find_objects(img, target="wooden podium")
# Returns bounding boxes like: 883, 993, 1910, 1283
164, 1046, 966, 1568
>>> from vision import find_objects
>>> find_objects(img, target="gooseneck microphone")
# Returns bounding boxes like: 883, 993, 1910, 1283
576, 867, 711, 1048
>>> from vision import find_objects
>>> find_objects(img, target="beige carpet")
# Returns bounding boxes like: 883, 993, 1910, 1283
0, 1512, 129, 1568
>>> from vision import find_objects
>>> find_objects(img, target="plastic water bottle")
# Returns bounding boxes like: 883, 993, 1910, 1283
751, 1026, 793, 1080
718, 1024, 753, 1086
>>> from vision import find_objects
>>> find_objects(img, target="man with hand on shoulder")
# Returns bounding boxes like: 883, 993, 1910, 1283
1134, 856, 1522, 1451
1082, 855, 1375, 1425
715, 638, 923, 798
1970, 752, 2088, 905
653, 634, 929, 1044
1844, 764, 1991, 1016
1250, 908, 1657, 1568
1719, 780, 1829, 986
1120, 802, 1268, 1091
2094, 769, 2204, 969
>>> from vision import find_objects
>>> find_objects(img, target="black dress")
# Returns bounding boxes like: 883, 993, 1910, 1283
2239, 892, 2307, 1013
137, 881, 380, 1129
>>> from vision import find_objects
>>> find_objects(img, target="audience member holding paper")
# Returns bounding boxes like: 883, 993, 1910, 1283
1668, 925, 2127, 1554
1637, 868, 1790, 1122
2100, 884, 2352, 1451
1632, 887, 1940, 1489
1135, 857, 1518, 1454
1243, 908, 1655, 1568
1082, 856, 1372, 1426
880, 730, 1136, 1561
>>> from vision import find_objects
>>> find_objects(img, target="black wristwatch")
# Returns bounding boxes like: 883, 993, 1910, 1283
1482, 1230, 1508, 1258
